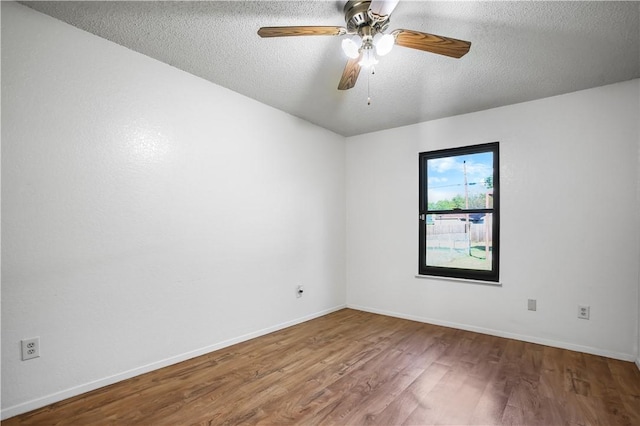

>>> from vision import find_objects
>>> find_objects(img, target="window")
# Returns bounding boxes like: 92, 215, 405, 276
419, 142, 499, 282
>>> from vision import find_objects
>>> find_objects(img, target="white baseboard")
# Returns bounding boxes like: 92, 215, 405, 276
1, 304, 347, 421
347, 304, 637, 362
636, 358, 640, 372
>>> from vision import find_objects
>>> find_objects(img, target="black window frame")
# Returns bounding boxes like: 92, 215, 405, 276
419, 142, 500, 282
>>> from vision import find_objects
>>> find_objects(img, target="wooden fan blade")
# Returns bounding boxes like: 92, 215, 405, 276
369, 0, 400, 20
338, 57, 361, 90
394, 29, 471, 58
258, 26, 346, 38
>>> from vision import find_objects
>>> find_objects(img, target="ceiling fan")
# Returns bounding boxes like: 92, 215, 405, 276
258, 0, 471, 91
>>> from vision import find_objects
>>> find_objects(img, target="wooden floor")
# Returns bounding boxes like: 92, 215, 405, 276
5, 309, 640, 425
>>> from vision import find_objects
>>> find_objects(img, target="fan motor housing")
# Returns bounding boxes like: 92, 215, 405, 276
344, 0, 390, 35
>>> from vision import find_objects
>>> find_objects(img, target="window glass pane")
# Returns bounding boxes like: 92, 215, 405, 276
425, 213, 494, 271
427, 152, 494, 211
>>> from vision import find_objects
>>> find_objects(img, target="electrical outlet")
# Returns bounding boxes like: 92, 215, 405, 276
527, 299, 537, 311
578, 305, 590, 320
296, 285, 304, 298
21, 337, 40, 361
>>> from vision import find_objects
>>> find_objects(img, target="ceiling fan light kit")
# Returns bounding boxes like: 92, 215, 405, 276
258, 0, 471, 92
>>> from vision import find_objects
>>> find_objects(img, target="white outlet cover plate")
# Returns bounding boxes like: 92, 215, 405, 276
21, 337, 40, 360
578, 305, 590, 320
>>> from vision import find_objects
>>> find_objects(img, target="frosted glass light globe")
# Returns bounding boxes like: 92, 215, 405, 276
341, 37, 360, 59
375, 33, 395, 56
358, 49, 379, 68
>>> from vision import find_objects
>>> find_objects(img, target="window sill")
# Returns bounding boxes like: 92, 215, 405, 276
414, 274, 502, 287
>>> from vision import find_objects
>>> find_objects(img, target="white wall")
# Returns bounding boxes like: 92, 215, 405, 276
1, 2, 345, 417
346, 79, 640, 362
637, 83, 640, 370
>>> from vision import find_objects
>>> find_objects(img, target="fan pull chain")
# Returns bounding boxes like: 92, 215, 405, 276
367, 66, 375, 106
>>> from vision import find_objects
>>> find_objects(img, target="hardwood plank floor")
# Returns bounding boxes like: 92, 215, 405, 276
4, 309, 640, 425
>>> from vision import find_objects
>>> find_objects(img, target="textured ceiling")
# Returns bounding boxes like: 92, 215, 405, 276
19, 1, 640, 137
